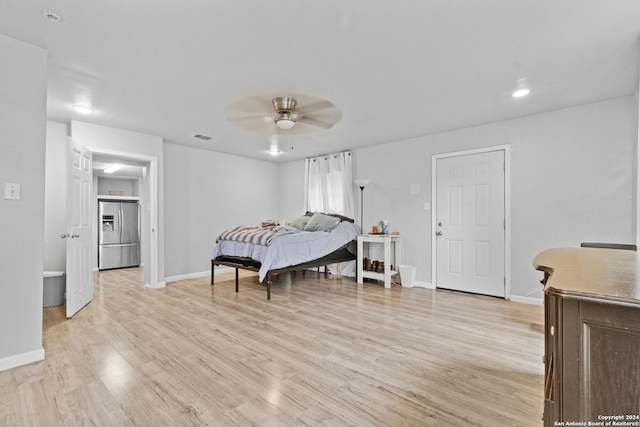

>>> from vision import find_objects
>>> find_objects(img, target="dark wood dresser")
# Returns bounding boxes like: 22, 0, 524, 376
535, 247, 640, 426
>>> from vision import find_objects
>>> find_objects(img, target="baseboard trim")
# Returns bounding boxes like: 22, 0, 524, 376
411, 280, 434, 289
164, 267, 240, 283
212, 266, 236, 275
416, 282, 436, 289
0, 348, 45, 372
165, 271, 211, 283
509, 295, 543, 306
144, 281, 166, 289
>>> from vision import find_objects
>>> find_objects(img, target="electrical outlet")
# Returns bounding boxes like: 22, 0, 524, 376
4, 183, 20, 200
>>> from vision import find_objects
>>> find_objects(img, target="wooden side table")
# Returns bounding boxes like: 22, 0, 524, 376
357, 234, 401, 288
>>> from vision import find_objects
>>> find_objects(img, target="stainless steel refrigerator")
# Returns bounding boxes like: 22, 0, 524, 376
98, 200, 140, 270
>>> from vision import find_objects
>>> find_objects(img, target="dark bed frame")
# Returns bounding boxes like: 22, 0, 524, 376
211, 244, 356, 300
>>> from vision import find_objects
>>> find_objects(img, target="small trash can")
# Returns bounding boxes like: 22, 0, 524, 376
43, 271, 65, 307
398, 265, 416, 288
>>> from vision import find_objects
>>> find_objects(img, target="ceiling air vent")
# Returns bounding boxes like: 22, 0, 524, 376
191, 133, 219, 141
42, 10, 64, 23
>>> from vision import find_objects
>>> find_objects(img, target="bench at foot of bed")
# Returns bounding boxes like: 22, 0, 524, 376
210, 248, 354, 300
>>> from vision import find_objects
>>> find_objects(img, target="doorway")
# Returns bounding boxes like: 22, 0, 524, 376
431, 146, 510, 298
94, 155, 145, 274
89, 150, 160, 289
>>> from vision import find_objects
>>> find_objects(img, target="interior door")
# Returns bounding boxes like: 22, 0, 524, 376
66, 139, 93, 318
435, 150, 505, 297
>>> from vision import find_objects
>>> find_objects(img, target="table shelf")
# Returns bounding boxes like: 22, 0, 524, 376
356, 234, 401, 288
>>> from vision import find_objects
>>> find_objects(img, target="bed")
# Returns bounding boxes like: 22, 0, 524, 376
211, 212, 359, 299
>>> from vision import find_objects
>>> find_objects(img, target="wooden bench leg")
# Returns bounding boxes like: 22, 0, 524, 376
235, 268, 239, 293
267, 274, 272, 300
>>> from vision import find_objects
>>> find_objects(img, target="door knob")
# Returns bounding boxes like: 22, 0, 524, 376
71, 233, 80, 238
436, 231, 443, 236
61, 233, 70, 239
437, 222, 442, 227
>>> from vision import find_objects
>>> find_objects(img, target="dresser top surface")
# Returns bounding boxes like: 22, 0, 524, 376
534, 247, 640, 304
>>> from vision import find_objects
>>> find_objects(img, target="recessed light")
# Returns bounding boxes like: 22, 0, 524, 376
72, 105, 95, 114
512, 88, 531, 98
42, 10, 64, 23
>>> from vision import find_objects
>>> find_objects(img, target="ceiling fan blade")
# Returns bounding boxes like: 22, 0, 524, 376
299, 117, 336, 129
227, 113, 270, 122
227, 116, 276, 133
226, 96, 274, 132
297, 99, 335, 114
226, 96, 272, 117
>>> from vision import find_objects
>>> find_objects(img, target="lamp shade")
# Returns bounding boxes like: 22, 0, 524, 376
354, 179, 370, 189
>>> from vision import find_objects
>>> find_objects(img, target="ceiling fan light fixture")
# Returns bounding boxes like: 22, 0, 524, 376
272, 97, 298, 129
275, 115, 296, 129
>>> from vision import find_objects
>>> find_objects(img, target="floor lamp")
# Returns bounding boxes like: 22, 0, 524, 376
354, 179, 369, 233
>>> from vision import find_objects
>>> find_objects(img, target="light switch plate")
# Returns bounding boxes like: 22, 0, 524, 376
4, 183, 20, 200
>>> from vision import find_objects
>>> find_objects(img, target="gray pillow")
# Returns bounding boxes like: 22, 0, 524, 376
304, 212, 341, 232
289, 215, 311, 230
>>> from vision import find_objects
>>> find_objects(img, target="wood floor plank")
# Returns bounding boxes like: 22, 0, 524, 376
0, 267, 544, 426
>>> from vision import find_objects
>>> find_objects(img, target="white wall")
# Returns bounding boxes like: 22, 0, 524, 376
97, 177, 139, 197
163, 143, 280, 279
280, 96, 637, 302
278, 160, 305, 221
0, 35, 47, 370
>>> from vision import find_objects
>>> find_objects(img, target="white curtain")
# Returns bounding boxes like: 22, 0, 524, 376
304, 151, 355, 219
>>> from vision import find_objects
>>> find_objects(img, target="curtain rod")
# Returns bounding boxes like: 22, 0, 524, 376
305, 150, 351, 161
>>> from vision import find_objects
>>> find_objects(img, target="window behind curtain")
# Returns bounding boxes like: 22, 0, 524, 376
304, 151, 355, 218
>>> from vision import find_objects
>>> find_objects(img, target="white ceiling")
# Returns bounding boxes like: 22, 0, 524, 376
1, 1, 639, 163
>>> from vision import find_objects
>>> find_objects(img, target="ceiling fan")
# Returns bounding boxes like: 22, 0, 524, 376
226, 94, 342, 134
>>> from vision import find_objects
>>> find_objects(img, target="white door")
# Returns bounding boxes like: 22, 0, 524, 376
435, 150, 505, 297
66, 140, 93, 318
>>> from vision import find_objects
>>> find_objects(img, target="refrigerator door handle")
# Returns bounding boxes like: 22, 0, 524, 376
119, 208, 123, 242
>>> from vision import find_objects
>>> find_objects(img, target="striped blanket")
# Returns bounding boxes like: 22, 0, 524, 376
216, 225, 296, 246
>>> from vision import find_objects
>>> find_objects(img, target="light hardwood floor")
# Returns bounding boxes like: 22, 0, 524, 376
1, 268, 544, 426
